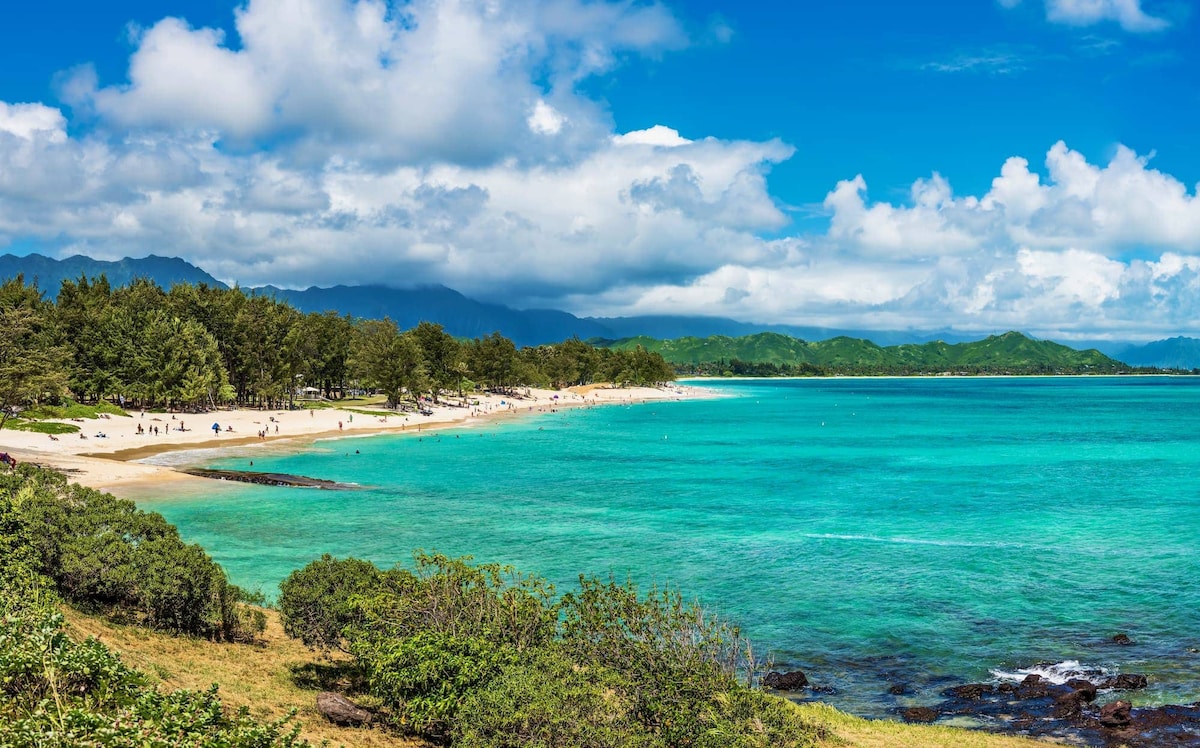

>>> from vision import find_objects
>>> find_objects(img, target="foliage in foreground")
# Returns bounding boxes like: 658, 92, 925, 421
280, 553, 822, 747
2, 465, 264, 641
0, 478, 306, 747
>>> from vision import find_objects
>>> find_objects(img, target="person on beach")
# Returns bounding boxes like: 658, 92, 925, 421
212, 423, 221, 435
338, 421, 343, 430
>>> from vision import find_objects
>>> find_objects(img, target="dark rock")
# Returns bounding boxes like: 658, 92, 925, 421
810, 684, 838, 695
316, 691, 373, 726
997, 682, 1016, 693
887, 683, 911, 695
762, 670, 808, 691
1052, 690, 1087, 719
1112, 633, 1133, 645
944, 683, 994, 700
1101, 673, 1148, 690
1099, 699, 1132, 728
184, 468, 355, 489
902, 706, 939, 723
1066, 678, 1098, 702
1021, 674, 1042, 685
1132, 702, 1200, 731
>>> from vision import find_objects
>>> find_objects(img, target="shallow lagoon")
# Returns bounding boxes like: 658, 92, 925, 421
135, 377, 1200, 718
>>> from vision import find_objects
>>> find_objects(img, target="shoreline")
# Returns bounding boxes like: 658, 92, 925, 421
1, 383, 706, 494
679, 372, 1188, 382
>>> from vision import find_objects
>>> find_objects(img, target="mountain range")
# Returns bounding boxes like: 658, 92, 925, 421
600, 331, 1123, 374
3, 252, 1198, 369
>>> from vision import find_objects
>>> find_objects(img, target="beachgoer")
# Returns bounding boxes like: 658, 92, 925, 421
275, 424, 278, 433
213, 423, 220, 435
338, 421, 343, 430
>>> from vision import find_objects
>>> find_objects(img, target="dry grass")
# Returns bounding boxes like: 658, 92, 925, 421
61, 607, 1058, 748
799, 702, 1061, 747
62, 606, 427, 748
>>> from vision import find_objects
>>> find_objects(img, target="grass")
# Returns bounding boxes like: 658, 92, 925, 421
4, 419, 80, 434
59, 607, 1051, 748
63, 606, 427, 748
796, 702, 1049, 747
24, 399, 129, 420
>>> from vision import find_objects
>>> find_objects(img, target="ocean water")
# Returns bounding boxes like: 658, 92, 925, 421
131, 377, 1200, 718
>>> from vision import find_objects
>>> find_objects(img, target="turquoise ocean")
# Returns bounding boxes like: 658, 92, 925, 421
131, 377, 1200, 719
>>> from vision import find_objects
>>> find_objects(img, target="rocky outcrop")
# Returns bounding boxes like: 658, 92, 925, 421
1098, 699, 1132, 728
762, 670, 808, 691
316, 692, 373, 726
183, 468, 354, 489
943, 683, 993, 700
901, 706, 939, 723
1065, 678, 1098, 702
1101, 673, 1148, 690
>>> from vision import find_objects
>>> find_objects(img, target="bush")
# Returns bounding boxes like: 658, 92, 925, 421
285, 553, 820, 746
0, 532, 304, 747
454, 647, 657, 748
559, 576, 752, 741
357, 553, 559, 650
359, 631, 522, 739
5, 465, 262, 641
278, 554, 383, 651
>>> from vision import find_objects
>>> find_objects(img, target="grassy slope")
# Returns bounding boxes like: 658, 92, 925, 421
63, 606, 427, 748
63, 608, 1048, 748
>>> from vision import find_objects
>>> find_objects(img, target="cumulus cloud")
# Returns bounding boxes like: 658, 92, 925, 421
66, 0, 686, 166
2, 0, 1200, 340
1003, 0, 1170, 32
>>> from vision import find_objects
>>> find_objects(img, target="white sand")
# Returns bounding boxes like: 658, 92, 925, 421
0, 384, 703, 493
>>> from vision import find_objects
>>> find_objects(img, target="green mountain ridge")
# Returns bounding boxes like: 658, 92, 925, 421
596, 331, 1129, 375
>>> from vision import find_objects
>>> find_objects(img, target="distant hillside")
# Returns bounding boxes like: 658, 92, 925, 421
1115, 337, 1200, 370
598, 331, 1127, 374
0, 253, 227, 293
0, 253, 1170, 359
586, 316, 973, 346
256, 284, 610, 347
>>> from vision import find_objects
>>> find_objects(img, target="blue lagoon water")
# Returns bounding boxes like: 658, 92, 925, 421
131, 377, 1200, 717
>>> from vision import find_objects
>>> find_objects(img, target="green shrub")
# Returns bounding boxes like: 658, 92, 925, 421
0, 588, 305, 747
3, 465, 263, 641
454, 647, 658, 748
278, 554, 383, 651
359, 630, 521, 739
559, 576, 752, 741
357, 553, 559, 651
0, 475, 298, 747
691, 687, 821, 748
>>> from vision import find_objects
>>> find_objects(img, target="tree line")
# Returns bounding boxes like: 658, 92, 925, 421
0, 275, 674, 417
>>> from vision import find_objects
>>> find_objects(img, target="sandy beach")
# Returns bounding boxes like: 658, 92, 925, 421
0, 384, 703, 494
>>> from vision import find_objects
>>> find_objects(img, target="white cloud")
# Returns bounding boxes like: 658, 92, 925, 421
1003, 0, 1170, 32
2, 0, 1199, 341
613, 125, 693, 147
528, 100, 567, 135
0, 102, 67, 143
67, 0, 687, 166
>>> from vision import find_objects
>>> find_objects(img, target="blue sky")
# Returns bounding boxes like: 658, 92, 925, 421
1, 0, 1198, 339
